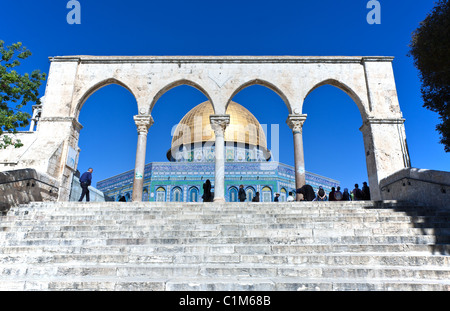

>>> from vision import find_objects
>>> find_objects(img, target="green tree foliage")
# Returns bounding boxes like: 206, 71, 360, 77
409, 0, 450, 152
0, 41, 46, 149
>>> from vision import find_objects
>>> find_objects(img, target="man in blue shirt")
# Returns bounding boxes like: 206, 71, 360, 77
78, 168, 93, 202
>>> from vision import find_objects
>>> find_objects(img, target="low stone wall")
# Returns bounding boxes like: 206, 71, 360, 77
0, 168, 59, 213
380, 168, 450, 209
69, 176, 108, 202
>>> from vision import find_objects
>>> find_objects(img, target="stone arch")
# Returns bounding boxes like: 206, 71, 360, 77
302, 80, 371, 199
303, 78, 368, 121
226, 79, 293, 114
74, 78, 139, 120
149, 79, 214, 113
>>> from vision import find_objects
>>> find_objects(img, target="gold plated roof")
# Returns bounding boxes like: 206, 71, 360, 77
171, 101, 268, 149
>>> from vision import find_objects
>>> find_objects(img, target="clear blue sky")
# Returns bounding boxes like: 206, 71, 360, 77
1, 0, 448, 190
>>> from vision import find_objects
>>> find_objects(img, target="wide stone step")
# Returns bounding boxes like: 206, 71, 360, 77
2, 217, 449, 232
3, 221, 441, 232
1, 235, 443, 247
4, 205, 449, 217
2, 243, 446, 256
1, 252, 448, 267
1, 227, 449, 241
1, 276, 449, 291
2, 263, 450, 282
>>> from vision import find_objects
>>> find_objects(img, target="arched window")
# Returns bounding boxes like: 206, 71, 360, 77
229, 187, 238, 202
156, 187, 166, 202
261, 186, 272, 202
245, 186, 255, 202
143, 187, 149, 201
280, 188, 287, 202
172, 187, 183, 202
189, 187, 199, 202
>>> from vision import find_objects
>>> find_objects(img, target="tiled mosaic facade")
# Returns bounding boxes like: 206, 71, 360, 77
96, 161, 340, 202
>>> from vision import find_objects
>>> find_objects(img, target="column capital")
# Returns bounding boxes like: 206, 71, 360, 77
286, 114, 307, 133
210, 114, 230, 136
134, 115, 154, 134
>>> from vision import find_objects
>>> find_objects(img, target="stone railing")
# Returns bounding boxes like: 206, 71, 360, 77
380, 168, 450, 209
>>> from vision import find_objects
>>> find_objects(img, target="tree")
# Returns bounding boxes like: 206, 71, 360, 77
0, 41, 46, 149
408, 0, 450, 152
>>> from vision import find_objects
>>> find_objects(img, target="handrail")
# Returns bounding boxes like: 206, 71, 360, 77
0, 177, 59, 190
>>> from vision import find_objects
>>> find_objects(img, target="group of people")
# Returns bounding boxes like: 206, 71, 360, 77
203, 181, 371, 203
78, 167, 371, 203
296, 182, 371, 202
201, 180, 372, 203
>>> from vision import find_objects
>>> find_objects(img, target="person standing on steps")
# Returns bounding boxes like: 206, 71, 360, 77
78, 168, 93, 202
342, 188, 351, 201
238, 185, 246, 202
362, 182, 371, 200
334, 186, 343, 201
202, 179, 212, 202
296, 184, 316, 201
329, 187, 336, 201
352, 184, 363, 201
274, 193, 280, 202
252, 192, 260, 202
286, 192, 295, 202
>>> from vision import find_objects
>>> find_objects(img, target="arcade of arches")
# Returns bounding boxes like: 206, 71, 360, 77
0, 56, 411, 202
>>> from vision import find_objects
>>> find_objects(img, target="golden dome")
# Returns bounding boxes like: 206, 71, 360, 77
170, 101, 268, 150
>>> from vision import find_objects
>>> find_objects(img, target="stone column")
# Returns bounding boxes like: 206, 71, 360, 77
359, 117, 410, 201
286, 114, 307, 201
132, 115, 154, 202
210, 114, 230, 202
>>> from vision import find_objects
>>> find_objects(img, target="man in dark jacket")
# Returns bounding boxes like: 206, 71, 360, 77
362, 182, 371, 200
202, 179, 212, 202
238, 185, 246, 202
78, 168, 93, 202
296, 184, 316, 201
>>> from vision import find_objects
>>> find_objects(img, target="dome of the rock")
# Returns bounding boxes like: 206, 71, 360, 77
167, 101, 271, 162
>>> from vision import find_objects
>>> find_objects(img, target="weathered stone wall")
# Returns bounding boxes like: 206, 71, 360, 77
0, 169, 59, 213
380, 168, 450, 209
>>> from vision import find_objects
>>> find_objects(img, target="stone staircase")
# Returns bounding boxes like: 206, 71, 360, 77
0, 201, 449, 291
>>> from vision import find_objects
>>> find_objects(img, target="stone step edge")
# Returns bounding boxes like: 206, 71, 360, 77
2, 262, 450, 272
2, 275, 450, 284
2, 244, 445, 255
1, 255, 448, 267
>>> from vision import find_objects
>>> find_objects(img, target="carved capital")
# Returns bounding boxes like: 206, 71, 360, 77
134, 115, 154, 134
210, 114, 230, 137
286, 114, 307, 134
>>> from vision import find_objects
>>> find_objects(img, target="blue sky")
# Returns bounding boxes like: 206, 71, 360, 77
1, 0, 448, 190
